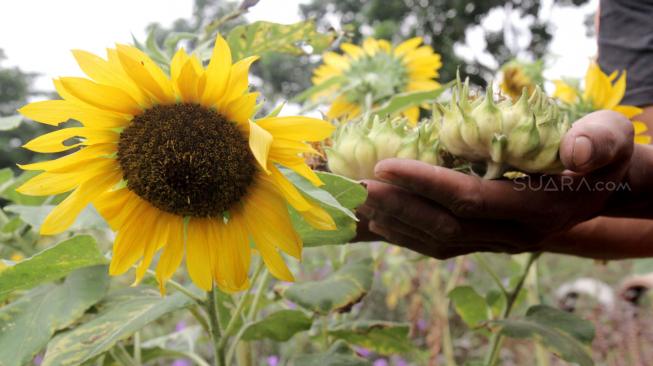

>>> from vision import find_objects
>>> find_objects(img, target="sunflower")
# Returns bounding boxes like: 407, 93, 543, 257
17, 35, 336, 293
499, 59, 544, 101
311, 37, 442, 123
553, 62, 651, 144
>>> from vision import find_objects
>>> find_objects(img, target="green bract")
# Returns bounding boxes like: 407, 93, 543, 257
437, 77, 571, 179
327, 114, 442, 180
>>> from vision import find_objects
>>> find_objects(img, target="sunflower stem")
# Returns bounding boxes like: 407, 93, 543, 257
484, 252, 541, 366
207, 287, 226, 366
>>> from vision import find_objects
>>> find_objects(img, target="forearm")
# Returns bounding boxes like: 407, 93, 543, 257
544, 216, 653, 259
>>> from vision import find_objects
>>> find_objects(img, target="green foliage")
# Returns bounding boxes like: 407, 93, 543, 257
0, 266, 109, 366
292, 340, 371, 366
0, 235, 106, 300
286, 171, 367, 247
495, 305, 595, 366
241, 309, 312, 341
283, 259, 373, 314
328, 321, 414, 355
371, 84, 449, 117
227, 20, 334, 61
42, 288, 193, 366
448, 286, 490, 327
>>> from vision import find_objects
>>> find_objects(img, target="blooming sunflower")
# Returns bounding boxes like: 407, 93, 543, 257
17, 35, 336, 293
553, 62, 651, 144
311, 37, 441, 123
499, 59, 544, 101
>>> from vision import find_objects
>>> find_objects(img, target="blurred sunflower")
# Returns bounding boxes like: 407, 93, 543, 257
312, 37, 442, 123
17, 35, 336, 293
553, 62, 651, 144
499, 59, 544, 101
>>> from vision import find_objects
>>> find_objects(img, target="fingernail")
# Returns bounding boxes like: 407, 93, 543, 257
572, 136, 593, 167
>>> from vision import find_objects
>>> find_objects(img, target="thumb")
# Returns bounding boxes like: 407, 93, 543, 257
560, 110, 634, 173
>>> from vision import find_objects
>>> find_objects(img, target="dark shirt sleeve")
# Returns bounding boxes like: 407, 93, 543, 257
598, 0, 653, 107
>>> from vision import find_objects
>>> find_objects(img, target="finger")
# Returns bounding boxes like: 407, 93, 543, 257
374, 159, 566, 222
364, 180, 543, 247
560, 110, 634, 173
353, 213, 385, 242
368, 221, 503, 259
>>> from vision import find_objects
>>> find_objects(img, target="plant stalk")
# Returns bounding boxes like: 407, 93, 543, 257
484, 252, 541, 366
207, 287, 226, 366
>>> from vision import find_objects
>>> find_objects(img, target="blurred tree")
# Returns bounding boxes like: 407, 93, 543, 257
286, 0, 591, 91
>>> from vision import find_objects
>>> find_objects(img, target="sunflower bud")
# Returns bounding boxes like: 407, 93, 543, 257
437, 76, 570, 179
327, 114, 443, 180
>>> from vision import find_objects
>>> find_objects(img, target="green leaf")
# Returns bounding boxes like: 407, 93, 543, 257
283, 259, 373, 314
371, 83, 450, 117
525, 305, 595, 345
328, 321, 413, 355
292, 340, 370, 366
1, 171, 50, 205
494, 305, 596, 366
0, 235, 106, 299
0, 168, 14, 194
0, 266, 109, 366
1, 216, 23, 233
241, 309, 312, 342
485, 289, 506, 318
292, 75, 346, 103
283, 169, 359, 221
0, 115, 23, 131
289, 172, 367, 247
4, 204, 106, 232
448, 286, 489, 327
42, 288, 193, 366
227, 20, 334, 61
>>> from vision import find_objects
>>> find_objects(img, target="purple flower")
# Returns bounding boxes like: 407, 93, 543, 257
175, 320, 187, 332
172, 360, 191, 366
267, 355, 280, 366
373, 359, 389, 366
33, 355, 43, 366
416, 318, 428, 331
354, 346, 371, 357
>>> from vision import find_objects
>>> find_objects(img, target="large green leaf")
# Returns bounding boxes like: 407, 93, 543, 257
0, 235, 106, 299
494, 305, 595, 366
227, 20, 333, 61
42, 288, 193, 366
448, 286, 489, 327
292, 340, 370, 366
0, 266, 109, 366
292, 75, 346, 103
242, 309, 312, 342
371, 83, 450, 117
283, 259, 373, 314
0, 115, 22, 131
328, 321, 413, 355
288, 172, 367, 247
4, 204, 106, 232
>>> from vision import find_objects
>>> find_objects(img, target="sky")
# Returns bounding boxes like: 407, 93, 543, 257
0, 0, 597, 93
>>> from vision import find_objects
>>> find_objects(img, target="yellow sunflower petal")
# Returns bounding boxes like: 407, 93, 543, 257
134, 212, 171, 284
170, 48, 190, 85
116, 44, 175, 104
254, 240, 294, 282
604, 71, 626, 110
243, 182, 302, 259
93, 188, 138, 231
186, 217, 214, 291
217, 55, 259, 109
265, 166, 311, 211
340, 43, 364, 60
248, 120, 273, 173
40, 168, 121, 235
224, 92, 258, 126
257, 116, 334, 141
583, 62, 608, 108
215, 210, 251, 292
176, 57, 202, 102
109, 203, 155, 276
552, 80, 579, 104
394, 37, 423, 57
155, 216, 185, 294
58, 77, 141, 115
298, 204, 337, 231
635, 135, 652, 145
18, 144, 116, 172
323, 52, 350, 71
201, 34, 232, 107
634, 121, 648, 135
16, 158, 117, 195
362, 38, 379, 55
271, 156, 323, 187
18, 99, 129, 128
72, 49, 149, 107
612, 105, 643, 119
23, 127, 119, 153
403, 106, 419, 124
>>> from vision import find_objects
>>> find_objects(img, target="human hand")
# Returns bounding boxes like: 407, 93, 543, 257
357, 110, 646, 258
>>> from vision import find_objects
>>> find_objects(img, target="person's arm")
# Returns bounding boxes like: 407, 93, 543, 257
357, 110, 653, 260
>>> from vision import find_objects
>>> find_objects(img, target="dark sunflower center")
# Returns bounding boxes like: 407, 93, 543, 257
117, 103, 256, 217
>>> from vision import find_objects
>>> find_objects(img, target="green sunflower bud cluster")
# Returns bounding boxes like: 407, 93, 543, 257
326, 114, 442, 180
437, 77, 571, 179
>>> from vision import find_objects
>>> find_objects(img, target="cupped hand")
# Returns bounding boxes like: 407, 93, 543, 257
357, 110, 644, 258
